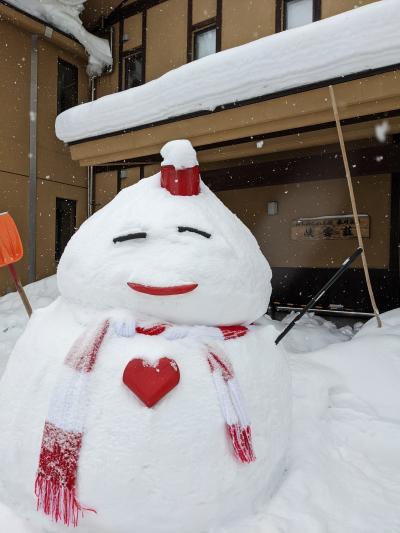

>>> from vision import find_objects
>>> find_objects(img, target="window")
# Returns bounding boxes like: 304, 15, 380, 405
278, 0, 320, 31
283, 0, 314, 30
124, 49, 144, 89
55, 198, 77, 262
194, 26, 217, 60
57, 59, 78, 114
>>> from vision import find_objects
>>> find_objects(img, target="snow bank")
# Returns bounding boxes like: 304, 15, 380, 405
56, 0, 400, 142
217, 327, 400, 533
6, 0, 112, 76
277, 311, 355, 353
0, 276, 58, 377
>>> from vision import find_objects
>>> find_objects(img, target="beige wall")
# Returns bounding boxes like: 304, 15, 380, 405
121, 167, 141, 188
321, 0, 378, 19
36, 179, 87, 279
146, 0, 188, 81
218, 174, 391, 270
0, 19, 89, 294
144, 164, 160, 178
37, 39, 88, 187
221, 0, 275, 50
95, 171, 118, 209
123, 14, 143, 51
193, 0, 216, 24
0, 172, 29, 293
96, 23, 119, 98
0, 21, 30, 178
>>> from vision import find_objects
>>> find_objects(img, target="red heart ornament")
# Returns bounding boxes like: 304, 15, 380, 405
123, 357, 180, 408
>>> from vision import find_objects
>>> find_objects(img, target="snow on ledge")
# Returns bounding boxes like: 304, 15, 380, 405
56, 0, 400, 143
5, 0, 112, 76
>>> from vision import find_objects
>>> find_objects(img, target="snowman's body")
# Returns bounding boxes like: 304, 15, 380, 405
0, 141, 291, 533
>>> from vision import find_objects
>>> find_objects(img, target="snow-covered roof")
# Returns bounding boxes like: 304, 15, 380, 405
4, 0, 112, 76
56, 0, 400, 143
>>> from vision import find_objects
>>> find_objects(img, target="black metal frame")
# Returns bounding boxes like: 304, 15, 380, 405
57, 58, 78, 115
118, 9, 147, 92
55, 197, 77, 262
122, 46, 145, 90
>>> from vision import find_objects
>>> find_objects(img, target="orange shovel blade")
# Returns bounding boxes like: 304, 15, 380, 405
0, 212, 24, 267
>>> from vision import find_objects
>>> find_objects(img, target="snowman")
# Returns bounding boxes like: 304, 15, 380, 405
0, 140, 291, 533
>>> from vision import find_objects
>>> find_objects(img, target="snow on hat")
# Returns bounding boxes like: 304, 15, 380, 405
160, 140, 200, 196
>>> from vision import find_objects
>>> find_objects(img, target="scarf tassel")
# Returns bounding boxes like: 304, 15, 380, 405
208, 352, 256, 464
35, 473, 93, 527
227, 424, 256, 464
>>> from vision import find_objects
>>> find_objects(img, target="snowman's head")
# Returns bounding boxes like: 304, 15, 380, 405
58, 140, 272, 326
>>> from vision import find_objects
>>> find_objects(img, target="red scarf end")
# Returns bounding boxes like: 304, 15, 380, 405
227, 424, 256, 464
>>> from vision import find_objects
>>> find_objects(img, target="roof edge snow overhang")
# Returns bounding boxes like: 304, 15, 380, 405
0, 1, 87, 60
68, 67, 400, 168
69, 62, 400, 147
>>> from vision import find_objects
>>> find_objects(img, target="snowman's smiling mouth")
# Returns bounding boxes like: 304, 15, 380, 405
127, 282, 198, 296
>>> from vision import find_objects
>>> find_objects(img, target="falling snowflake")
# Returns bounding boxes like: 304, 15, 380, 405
375, 121, 390, 143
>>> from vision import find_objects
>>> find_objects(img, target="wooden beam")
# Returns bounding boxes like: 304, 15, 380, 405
105, 0, 168, 26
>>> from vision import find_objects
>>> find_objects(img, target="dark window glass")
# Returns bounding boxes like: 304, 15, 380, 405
55, 198, 77, 262
194, 27, 217, 60
284, 0, 313, 30
57, 59, 78, 114
124, 51, 143, 89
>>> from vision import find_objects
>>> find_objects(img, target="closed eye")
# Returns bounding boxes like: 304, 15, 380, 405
178, 226, 211, 239
113, 232, 147, 243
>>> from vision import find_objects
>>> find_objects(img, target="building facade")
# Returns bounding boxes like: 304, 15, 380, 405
65, 0, 400, 316
0, 2, 94, 294
3, 0, 400, 317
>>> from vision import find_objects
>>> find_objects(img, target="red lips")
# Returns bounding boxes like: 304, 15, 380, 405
128, 282, 198, 296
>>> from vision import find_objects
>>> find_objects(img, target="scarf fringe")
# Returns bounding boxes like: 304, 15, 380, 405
227, 424, 256, 464
208, 351, 256, 464
34, 473, 95, 527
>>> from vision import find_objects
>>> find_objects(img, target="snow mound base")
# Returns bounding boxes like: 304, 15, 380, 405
0, 301, 291, 533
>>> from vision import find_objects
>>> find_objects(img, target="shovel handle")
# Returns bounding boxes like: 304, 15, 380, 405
7, 263, 32, 317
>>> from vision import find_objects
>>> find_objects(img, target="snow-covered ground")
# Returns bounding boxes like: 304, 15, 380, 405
1, 277, 400, 532
0, 276, 58, 377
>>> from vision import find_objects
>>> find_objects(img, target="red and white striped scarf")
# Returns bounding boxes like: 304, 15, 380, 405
35, 320, 255, 527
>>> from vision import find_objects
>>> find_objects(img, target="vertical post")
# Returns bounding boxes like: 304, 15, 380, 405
87, 76, 96, 217
329, 85, 382, 327
87, 166, 94, 217
28, 35, 38, 283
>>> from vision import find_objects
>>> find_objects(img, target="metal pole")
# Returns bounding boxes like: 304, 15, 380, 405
87, 165, 94, 217
28, 35, 38, 283
87, 76, 96, 217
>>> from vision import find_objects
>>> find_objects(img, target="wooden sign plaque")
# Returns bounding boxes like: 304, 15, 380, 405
291, 214, 370, 241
